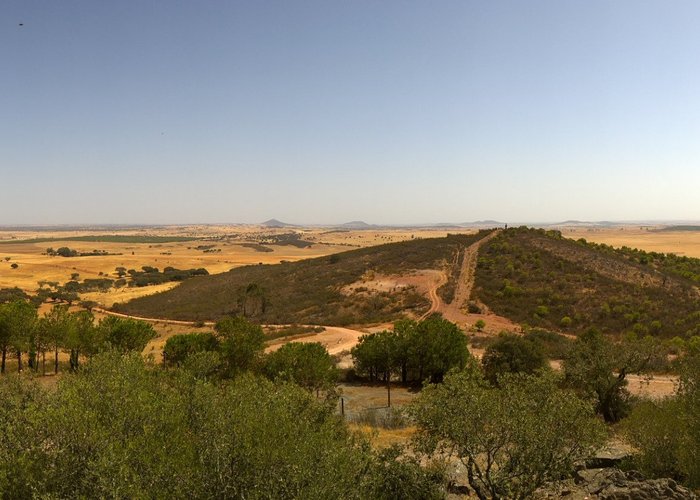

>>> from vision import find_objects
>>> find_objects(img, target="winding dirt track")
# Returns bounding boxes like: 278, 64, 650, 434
419, 273, 447, 321
92, 307, 215, 327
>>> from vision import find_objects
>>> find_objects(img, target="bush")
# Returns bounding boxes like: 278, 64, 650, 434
409, 368, 605, 499
482, 333, 548, 385
0, 353, 446, 498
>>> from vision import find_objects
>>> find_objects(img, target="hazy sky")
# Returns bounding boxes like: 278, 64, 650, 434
2, 1, 700, 225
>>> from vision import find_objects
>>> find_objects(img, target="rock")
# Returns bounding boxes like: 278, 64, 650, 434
537, 468, 697, 499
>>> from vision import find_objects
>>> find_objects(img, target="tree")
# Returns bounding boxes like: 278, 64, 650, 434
37, 304, 72, 374
215, 316, 265, 376
0, 301, 38, 373
264, 342, 337, 392
351, 331, 394, 382
351, 317, 470, 384
412, 316, 469, 383
563, 328, 661, 422
624, 351, 700, 488
482, 333, 547, 385
408, 367, 605, 500
0, 304, 11, 373
98, 316, 156, 354
65, 310, 98, 370
163, 332, 218, 367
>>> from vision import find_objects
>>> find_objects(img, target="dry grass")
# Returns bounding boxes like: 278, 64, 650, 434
349, 424, 417, 449
0, 225, 476, 309
562, 228, 700, 258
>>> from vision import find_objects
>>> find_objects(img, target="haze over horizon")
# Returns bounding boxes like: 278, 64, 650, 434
3, 1, 700, 225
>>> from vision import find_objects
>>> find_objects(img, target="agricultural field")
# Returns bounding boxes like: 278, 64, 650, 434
0, 224, 475, 308
561, 226, 700, 258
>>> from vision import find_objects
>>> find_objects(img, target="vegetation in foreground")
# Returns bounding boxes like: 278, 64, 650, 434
0, 353, 445, 499
3, 283, 700, 498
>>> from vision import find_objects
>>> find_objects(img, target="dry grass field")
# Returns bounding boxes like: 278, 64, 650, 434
561, 227, 700, 258
0, 225, 473, 308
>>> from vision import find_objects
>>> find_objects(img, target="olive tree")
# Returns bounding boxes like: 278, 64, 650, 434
408, 366, 605, 500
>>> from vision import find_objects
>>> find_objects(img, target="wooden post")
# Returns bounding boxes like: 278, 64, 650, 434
387, 372, 391, 408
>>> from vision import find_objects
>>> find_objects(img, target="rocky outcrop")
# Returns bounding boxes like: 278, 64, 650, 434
536, 468, 697, 499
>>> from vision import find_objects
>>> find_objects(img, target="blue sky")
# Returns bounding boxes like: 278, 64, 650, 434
2, 1, 700, 225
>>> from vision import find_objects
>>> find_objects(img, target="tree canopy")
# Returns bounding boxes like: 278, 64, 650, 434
408, 366, 605, 500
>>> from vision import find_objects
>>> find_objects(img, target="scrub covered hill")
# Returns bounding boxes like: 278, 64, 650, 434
115, 231, 492, 325
473, 227, 700, 338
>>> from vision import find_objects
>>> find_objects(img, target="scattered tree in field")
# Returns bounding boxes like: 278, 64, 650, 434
474, 319, 486, 332
264, 342, 337, 392
408, 367, 605, 500
0, 288, 29, 304
215, 316, 265, 376
482, 332, 547, 385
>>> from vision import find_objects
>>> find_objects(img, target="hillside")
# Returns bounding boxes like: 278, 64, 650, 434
473, 227, 700, 338
114, 231, 492, 324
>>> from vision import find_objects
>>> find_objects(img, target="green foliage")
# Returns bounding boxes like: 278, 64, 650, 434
163, 332, 219, 367
127, 266, 209, 287
482, 333, 547, 385
474, 228, 700, 337
624, 353, 700, 488
523, 328, 573, 359
116, 232, 492, 324
0, 353, 445, 498
97, 316, 156, 354
474, 319, 486, 331
0, 300, 38, 372
352, 317, 470, 384
0, 287, 29, 303
408, 368, 605, 500
215, 316, 265, 377
563, 329, 662, 422
264, 342, 337, 391
55, 246, 78, 257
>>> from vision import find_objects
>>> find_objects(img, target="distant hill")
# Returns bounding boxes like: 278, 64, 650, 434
656, 225, 700, 232
338, 221, 373, 229
114, 231, 492, 324
474, 227, 700, 338
115, 226, 700, 337
260, 219, 294, 228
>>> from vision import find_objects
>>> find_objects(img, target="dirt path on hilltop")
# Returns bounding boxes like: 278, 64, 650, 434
448, 229, 501, 314
416, 230, 516, 334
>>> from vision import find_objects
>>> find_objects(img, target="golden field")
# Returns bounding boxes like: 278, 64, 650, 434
0, 224, 474, 308
561, 227, 700, 258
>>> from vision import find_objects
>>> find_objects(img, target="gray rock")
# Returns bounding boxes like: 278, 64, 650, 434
536, 468, 697, 500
